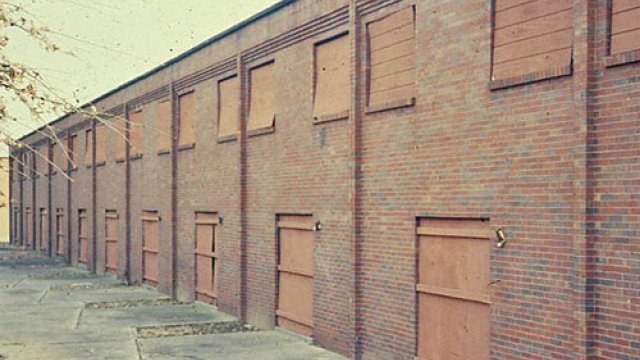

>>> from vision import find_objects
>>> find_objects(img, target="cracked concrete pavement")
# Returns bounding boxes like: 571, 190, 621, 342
0, 245, 346, 360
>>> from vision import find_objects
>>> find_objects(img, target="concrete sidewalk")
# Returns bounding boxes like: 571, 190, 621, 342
0, 245, 345, 360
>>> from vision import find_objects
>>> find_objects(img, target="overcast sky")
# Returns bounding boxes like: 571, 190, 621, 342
2, 0, 280, 155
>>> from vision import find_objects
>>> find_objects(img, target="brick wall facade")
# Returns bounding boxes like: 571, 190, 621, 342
9, 1, 639, 359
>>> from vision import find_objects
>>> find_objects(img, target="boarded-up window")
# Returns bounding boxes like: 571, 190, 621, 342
112, 116, 127, 160
195, 212, 219, 304
84, 129, 93, 166
156, 100, 172, 152
49, 143, 56, 174
610, 0, 640, 54
129, 109, 143, 156
105, 210, 118, 273
55, 140, 66, 172
248, 62, 275, 132
178, 92, 196, 146
367, 7, 416, 107
69, 134, 77, 170
39, 208, 47, 252
95, 125, 106, 163
78, 209, 88, 263
218, 76, 239, 138
492, 0, 573, 82
314, 35, 350, 119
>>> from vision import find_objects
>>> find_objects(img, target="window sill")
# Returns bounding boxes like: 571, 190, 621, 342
157, 149, 171, 156
217, 134, 239, 144
606, 49, 640, 68
489, 65, 572, 90
313, 110, 349, 125
85, 164, 92, 169
69, 167, 78, 173
248, 126, 275, 138
115, 157, 126, 164
366, 97, 415, 115
129, 153, 143, 161
178, 143, 195, 152
95, 161, 106, 168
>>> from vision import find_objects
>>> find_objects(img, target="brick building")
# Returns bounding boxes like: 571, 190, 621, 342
8, 0, 640, 359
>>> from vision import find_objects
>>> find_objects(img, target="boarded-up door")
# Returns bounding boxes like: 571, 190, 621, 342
416, 218, 492, 360
105, 211, 119, 273
25, 208, 32, 247
276, 215, 315, 337
142, 211, 160, 286
56, 209, 64, 256
78, 210, 88, 263
195, 212, 219, 304
39, 208, 48, 252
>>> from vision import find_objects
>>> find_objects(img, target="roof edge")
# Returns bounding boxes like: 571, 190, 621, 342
17, 0, 297, 143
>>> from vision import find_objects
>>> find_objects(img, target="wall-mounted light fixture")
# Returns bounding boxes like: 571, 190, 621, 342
495, 228, 507, 248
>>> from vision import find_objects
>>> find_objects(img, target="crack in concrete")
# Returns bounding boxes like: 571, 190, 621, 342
74, 305, 84, 330
36, 289, 49, 304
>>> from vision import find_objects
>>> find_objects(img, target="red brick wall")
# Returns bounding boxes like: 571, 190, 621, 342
9, 0, 640, 359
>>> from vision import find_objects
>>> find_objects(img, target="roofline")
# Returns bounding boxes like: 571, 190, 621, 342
18, 0, 297, 143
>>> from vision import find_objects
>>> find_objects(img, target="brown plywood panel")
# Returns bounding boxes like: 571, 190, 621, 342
144, 252, 158, 282
196, 224, 214, 253
368, 7, 414, 38
218, 76, 240, 138
493, 28, 573, 64
142, 211, 159, 284
492, 47, 572, 79
277, 272, 313, 330
279, 228, 313, 276
494, 10, 572, 47
68, 134, 77, 169
84, 129, 93, 165
143, 219, 159, 251
56, 212, 64, 255
39, 209, 47, 251
368, 7, 415, 106
178, 92, 196, 146
417, 294, 490, 360
611, 29, 640, 54
495, 0, 572, 30
155, 100, 172, 152
613, 0, 640, 13
313, 35, 350, 119
611, 7, 640, 34
369, 85, 415, 106
128, 109, 144, 155
25, 209, 32, 246
95, 125, 106, 163
113, 116, 127, 160
416, 218, 491, 360
79, 212, 88, 263
105, 214, 118, 271
247, 62, 276, 131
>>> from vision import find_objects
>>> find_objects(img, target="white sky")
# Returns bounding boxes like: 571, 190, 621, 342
2, 0, 281, 155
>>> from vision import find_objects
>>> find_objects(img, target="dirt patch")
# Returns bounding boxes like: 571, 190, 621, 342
136, 321, 259, 339
85, 298, 178, 309
49, 283, 126, 291
29, 271, 94, 280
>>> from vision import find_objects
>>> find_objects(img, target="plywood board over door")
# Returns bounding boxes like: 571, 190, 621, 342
194, 212, 219, 304
142, 211, 160, 286
105, 211, 119, 274
416, 218, 493, 360
56, 209, 64, 256
276, 215, 316, 337
78, 209, 88, 264
39, 208, 47, 252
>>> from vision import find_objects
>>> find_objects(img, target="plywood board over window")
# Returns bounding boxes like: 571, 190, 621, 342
218, 76, 239, 139
95, 125, 106, 164
178, 92, 196, 146
55, 140, 66, 172
367, 7, 416, 108
69, 134, 78, 170
156, 100, 172, 152
84, 129, 93, 166
128, 109, 144, 156
492, 0, 574, 85
247, 62, 276, 132
610, 0, 640, 55
112, 116, 127, 161
314, 34, 350, 121
49, 143, 56, 174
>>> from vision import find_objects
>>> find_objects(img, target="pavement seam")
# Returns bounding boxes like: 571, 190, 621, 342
135, 338, 143, 360
36, 289, 49, 304
8, 278, 24, 289
74, 304, 85, 329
